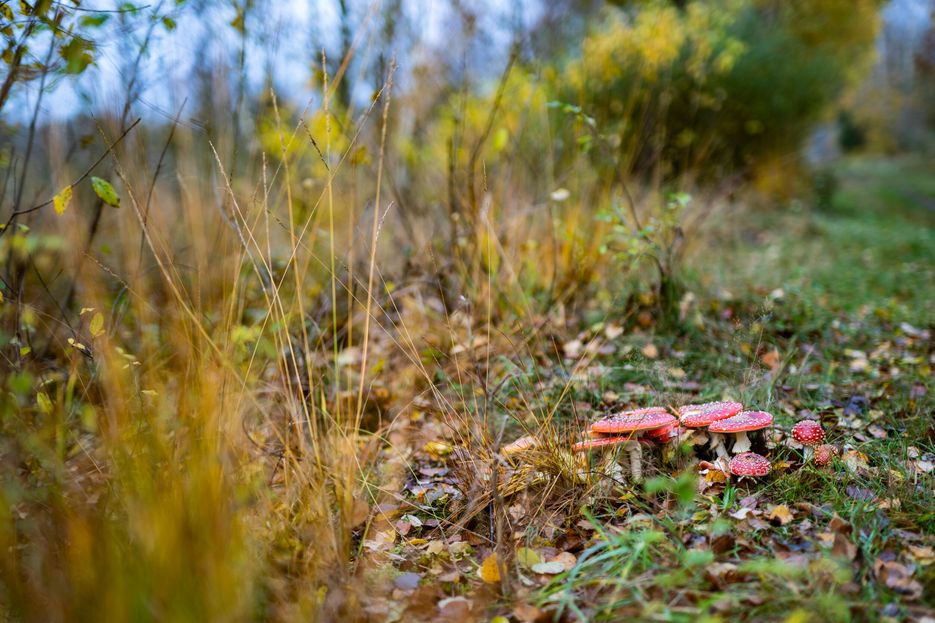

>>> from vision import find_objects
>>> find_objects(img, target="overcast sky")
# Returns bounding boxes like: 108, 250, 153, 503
6, 0, 933, 125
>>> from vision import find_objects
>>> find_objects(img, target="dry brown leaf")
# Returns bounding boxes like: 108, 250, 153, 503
549, 551, 577, 571
874, 559, 923, 599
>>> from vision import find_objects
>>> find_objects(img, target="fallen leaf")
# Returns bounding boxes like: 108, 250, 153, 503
512, 603, 545, 623
641, 343, 659, 359
846, 485, 875, 502
549, 551, 577, 571
767, 504, 794, 525
394, 571, 422, 591
516, 547, 541, 569
907, 545, 935, 566
478, 552, 501, 583
874, 559, 923, 599
531, 561, 565, 575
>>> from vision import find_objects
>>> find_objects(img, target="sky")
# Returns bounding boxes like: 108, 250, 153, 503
9, 0, 536, 124
5, 0, 933, 125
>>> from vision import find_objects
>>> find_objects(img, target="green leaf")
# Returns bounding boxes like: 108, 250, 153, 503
53, 185, 72, 214
161, 16, 176, 31
80, 14, 110, 27
91, 176, 120, 207
60, 37, 94, 74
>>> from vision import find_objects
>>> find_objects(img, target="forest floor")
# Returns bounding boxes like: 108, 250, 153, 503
354, 157, 935, 622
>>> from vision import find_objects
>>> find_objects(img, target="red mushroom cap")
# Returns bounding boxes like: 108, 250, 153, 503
813, 444, 839, 466
708, 410, 773, 434
644, 421, 679, 442
572, 435, 630, 453
590, 408, 675, 435
791, 420, 825, 446
678, 401, 744, 427
729, 452, 771, 477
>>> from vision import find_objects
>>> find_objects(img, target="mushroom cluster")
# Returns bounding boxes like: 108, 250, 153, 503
500, 404, 839, 488
575, 401, 775, 483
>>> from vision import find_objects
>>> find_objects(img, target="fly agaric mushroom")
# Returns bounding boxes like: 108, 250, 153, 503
792, 420, 825, 459
571, 435, 630, 453
707, 410, 773, 454
644, 421, 679, 443
678, 401, 743, 459
813, 444, 839, 467
572, 435, 630, 484
590, 408, 676, 482
729, 452, 771, 479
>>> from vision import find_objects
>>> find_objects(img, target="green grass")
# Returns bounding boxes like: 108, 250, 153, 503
709, 156, 935, 327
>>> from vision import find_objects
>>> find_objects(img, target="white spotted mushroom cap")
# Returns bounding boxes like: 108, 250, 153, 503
729, 452, 771, 477
813, 444, 839, 466
791, 420, 825, 447
591, 407, 675, 435
678, 401, 743, 428
708, 410, 773, 434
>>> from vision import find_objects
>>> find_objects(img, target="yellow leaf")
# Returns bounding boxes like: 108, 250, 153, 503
767, 504, 794, 525
424, 440, 452, 459
89, 312, 104, 337
53, 185, 73, 215
516, 547, 541, 569
478, 552, 501, 583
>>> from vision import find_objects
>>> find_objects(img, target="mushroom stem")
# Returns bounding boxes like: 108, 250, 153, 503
803, 446, 814, 461
709, 432, 729, 459
732, 431, 752, 454
624, 440, 643, 482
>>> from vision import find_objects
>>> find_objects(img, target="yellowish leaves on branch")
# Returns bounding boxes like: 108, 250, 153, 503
53, 185, 73, 215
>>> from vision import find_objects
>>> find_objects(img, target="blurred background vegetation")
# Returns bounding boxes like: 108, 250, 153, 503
0, 0, 933, 621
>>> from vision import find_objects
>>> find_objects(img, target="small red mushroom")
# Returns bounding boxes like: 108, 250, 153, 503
729, 452, 771, 479
813, 444, 839, 467
792, 420, 825, 459
708, 411, 773, 454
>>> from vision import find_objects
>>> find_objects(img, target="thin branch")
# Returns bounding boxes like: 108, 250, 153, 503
0, 117, 141, 234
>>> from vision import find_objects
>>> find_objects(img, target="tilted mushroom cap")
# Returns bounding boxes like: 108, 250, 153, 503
644, 421, 679, 442
729, 452, 771, 477
708, 410, 773, 434
572, 435, 630, 453
678, 401, 743, 428
502, 435, 538, 456
813, 444, 839, 466
590, 408, 676, 435
791, 420, 825, 446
